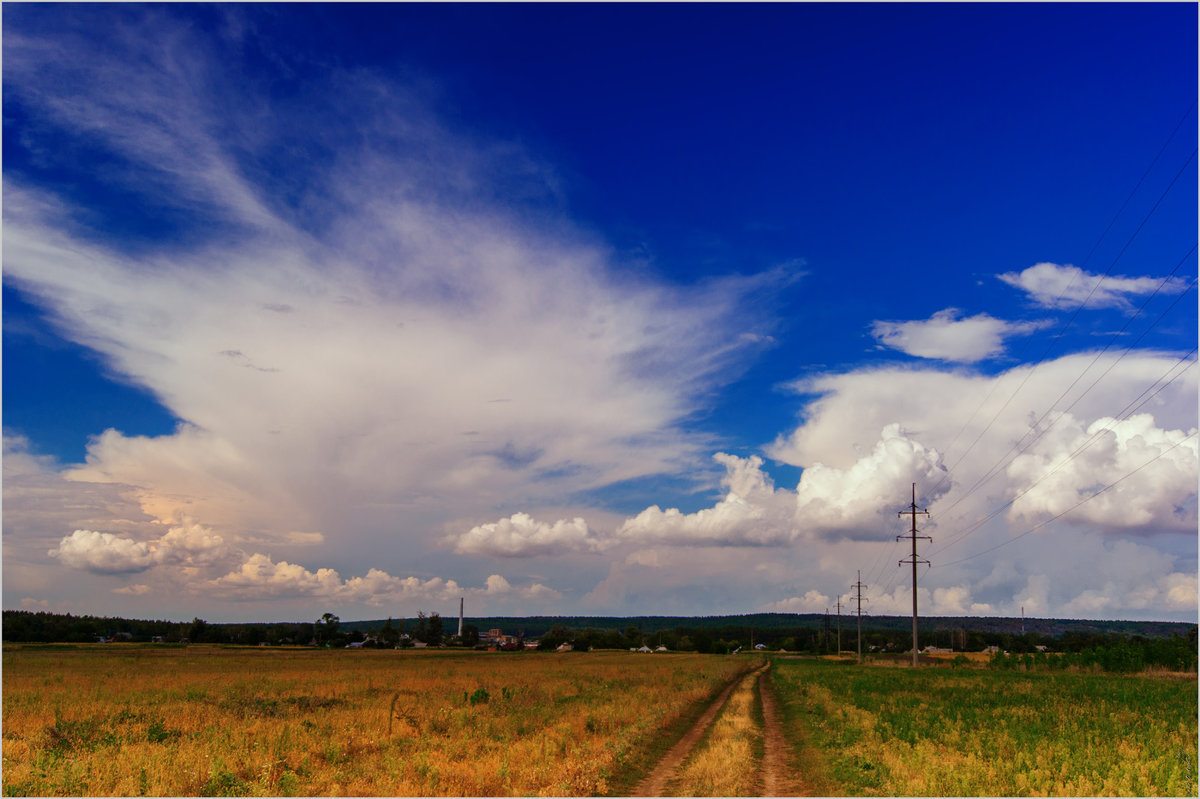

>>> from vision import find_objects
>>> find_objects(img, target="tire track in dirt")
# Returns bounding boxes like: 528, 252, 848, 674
630, 664, 758, 797
758, 665, 808, 797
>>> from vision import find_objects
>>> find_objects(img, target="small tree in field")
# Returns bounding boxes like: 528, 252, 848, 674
426, 612, 444, 646
315, 612, 340, 647
379, 618, 400, 648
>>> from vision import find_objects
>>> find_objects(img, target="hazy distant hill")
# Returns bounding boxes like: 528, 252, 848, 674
339, 612, 1194, 640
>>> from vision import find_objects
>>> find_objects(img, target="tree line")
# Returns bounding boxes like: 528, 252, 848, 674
4, 610, 1194, 673
0, 610, 460, 647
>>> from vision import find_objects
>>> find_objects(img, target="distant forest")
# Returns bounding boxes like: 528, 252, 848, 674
4, 609, 1194, 659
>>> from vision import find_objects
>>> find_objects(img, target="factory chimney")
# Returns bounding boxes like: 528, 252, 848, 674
458, 597, 464, 637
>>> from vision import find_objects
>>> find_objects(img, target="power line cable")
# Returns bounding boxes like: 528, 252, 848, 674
928, 353, 1196, 559
926, 104, 1196, 504
928, 151, 1197, 523
937, 430, 1198, 568
931, 244, 1195, 527
930, 255, 1197, 539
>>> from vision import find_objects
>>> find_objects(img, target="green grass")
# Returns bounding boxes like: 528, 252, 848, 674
772, 658, 1198, 796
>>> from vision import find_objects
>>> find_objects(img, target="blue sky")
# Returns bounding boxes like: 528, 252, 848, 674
4, 3, 1197, 624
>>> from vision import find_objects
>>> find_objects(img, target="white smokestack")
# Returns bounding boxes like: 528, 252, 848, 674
458, 597, 464, 637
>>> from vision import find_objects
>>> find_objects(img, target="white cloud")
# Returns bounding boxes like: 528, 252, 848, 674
1007, 413, 1198, 531
871, 308, 1047, 363
624, 549, 664, 568
154, 520, 235, 567
449, 513, 609, 557
764, 589, 831, 613
207, 554, 343, 600
998, 262, 1188, 310
793, 424, 949, 535
205, 555, 561, 608
47, 520, 236, 575
616, 453, 796, 546
1161, 572, 1198, 611
607, 427, 948, 552
3, 10, 780, 616
483, 573, 561, 601
49, 530, 155, 574
763, 352, 1196, 621
859, 584, 996, 617
4, 9, 1195, 625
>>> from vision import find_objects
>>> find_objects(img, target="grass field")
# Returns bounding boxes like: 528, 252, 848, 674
1, 644, 746, 797
6, 644, 1196, 797
772, 657, 1199, 796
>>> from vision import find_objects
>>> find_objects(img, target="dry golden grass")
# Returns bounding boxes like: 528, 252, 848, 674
664, 667, 763, 796
1, 644, 745, 796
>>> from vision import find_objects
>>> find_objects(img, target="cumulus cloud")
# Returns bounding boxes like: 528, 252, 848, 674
762, 352, 1196, 620
206, 554, 560, 607
207, 554, 346, 600
48, 520, 236, 575
49, 530, 155, 574
764, 589, 831, 613
871, 309, 1047, 363
863, 584, 997, 617
617, 453, 797, 546
449, 513, 609, 557
611, 432, 950, 550
998, 262, 1189, 310
1007, 413, 1198, 531
793, 424, 949, 536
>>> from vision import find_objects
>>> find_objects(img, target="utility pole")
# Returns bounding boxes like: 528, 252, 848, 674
898, 483, 930, 668
851, 570, 868, 664
836, 596, 842, 655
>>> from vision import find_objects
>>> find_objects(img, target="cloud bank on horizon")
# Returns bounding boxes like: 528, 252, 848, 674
4, 4, 1197, 624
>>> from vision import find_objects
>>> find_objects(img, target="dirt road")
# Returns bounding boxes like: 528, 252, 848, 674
757, 666, 807, 796
631, 661, 808, 797
629, 666, 748, 796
